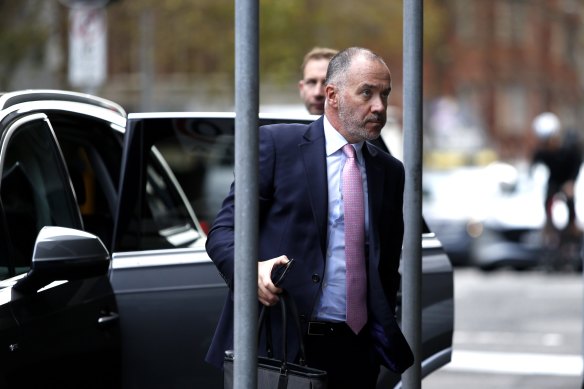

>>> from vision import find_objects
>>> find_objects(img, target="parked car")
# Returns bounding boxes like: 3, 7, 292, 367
422, 167, 491, 267
0, 90, 453, 388
423, 163, 555, 271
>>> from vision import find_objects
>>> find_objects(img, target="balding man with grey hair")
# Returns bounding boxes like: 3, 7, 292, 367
205, 47, 413, 388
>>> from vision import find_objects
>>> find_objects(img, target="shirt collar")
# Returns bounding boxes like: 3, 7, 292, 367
323, 116, 365, 157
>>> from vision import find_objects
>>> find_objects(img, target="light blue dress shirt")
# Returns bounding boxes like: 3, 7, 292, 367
313, 117, 370, 322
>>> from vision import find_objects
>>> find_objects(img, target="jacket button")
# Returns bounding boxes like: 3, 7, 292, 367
311, 274, 320, 283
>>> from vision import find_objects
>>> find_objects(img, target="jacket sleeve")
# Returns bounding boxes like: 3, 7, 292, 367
205, 181, 236, 289
205, 126, 277, 291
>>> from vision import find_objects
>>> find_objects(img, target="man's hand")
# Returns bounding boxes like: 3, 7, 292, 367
258, 255, 290, 306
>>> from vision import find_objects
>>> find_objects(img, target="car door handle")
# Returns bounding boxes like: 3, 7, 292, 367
98, 311, 120, 326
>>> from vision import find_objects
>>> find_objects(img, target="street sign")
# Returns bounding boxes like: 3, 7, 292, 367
68, 6, 107, 90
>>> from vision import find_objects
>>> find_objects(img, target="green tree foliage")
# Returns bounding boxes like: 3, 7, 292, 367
107, 0, 448, 85
108, 0, 235, 75
0, 1, 449, 91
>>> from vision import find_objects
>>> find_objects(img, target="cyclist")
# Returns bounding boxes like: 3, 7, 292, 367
531, 112, 582, 237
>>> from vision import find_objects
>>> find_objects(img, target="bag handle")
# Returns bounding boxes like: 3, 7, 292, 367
283, 291, 307, 365
258, 306, 273, 357
259, 290, 307, 366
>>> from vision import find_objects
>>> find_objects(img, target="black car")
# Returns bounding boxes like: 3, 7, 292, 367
0, 90, 453, 388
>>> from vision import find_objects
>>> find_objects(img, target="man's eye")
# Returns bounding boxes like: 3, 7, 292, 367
305, 80, 317, 86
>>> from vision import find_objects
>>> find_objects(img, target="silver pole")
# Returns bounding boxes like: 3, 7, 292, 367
402, 0, 423, 388
234, 0, 259, 388
139, 8, 154, 111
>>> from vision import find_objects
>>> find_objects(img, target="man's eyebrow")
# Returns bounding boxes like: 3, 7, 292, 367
359, 83, 392, 91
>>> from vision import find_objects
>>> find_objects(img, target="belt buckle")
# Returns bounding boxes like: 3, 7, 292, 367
307, 321, 326, 336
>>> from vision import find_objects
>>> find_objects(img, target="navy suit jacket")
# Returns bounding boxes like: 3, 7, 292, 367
205, 117, 413, 373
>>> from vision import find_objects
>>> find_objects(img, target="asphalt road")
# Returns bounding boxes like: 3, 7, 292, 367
423, 267, 583, 389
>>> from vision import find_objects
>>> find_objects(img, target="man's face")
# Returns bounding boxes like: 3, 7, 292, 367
299, 58, 330, 115
331, 56, 391, 143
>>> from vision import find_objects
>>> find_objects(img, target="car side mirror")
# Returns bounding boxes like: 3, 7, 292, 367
13, 226, 110, 295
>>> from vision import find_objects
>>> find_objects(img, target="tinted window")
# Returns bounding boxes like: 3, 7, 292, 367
152, 117, 305, 233
51, 115, 123, 249
153, 118, 235, 234
0, 116, 81, 279
115, 145, 201, 251
47, 113, 199, 253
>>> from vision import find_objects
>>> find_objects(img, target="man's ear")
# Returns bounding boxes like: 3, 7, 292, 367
325, 84, 338, 108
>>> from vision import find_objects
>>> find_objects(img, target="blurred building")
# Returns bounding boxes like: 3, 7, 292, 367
424, 0, 584, 163
3, 0, 583, 167
100, 0, 584, 165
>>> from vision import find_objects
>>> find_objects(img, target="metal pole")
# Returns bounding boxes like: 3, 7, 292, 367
234, 0, 259, 388
139, 8, 154, 111
402, 0, 423, 388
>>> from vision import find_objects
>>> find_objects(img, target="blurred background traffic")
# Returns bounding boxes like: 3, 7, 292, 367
6, 0, 581, 273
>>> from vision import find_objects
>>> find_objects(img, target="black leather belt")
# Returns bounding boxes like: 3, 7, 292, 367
307, 321, 351, 336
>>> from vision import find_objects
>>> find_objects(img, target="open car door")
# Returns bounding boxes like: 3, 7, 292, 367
0, 113, 120, 387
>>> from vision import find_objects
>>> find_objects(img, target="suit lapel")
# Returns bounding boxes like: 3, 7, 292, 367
363, 142, 385, 265
299, 118, 328, 258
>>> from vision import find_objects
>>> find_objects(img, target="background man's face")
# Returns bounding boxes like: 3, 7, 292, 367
299, 58, 330, 115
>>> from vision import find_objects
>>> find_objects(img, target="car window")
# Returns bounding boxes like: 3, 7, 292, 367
46, 112, 199, 253
0, 115, 81, 279
153, 119, 235, 234
151, 117, 312, 234
115, 144, 201, 251
51, 116, 123, 250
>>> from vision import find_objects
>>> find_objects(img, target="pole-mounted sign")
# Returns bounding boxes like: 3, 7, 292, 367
68, 5, 107, 91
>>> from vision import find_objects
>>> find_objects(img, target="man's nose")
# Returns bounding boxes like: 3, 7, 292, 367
371, 95, 386, 112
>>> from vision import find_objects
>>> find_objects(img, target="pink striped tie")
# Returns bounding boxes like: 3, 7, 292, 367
342, 144, 367, 334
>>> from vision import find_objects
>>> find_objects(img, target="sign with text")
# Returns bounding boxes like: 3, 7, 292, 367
68, 7, 107, 89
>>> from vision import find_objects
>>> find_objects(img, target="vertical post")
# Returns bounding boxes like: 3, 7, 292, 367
402, 0, 423, 388
139, 8, 154, 111
234, 0, 259, 389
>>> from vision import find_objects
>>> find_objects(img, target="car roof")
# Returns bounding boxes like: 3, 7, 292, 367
0, 89, 126, 117
128, 111, 318, 123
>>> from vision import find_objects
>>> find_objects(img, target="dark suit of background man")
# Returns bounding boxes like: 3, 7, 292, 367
205, 47, 414, 388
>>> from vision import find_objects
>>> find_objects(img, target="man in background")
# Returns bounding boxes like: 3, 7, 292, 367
531, 111, 582, 236
298, 47, 338, 115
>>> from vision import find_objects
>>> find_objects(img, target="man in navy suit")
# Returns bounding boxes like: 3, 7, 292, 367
206, 47, 413, 388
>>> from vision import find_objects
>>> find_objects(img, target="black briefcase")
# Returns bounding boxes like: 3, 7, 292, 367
224, 291, 327, 389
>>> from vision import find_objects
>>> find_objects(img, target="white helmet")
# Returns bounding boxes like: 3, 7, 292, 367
532, 112, 560, 139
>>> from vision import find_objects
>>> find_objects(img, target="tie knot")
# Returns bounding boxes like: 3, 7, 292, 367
342, 144, 356, 158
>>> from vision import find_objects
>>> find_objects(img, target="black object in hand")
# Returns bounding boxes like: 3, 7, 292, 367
270, 259, 295, 287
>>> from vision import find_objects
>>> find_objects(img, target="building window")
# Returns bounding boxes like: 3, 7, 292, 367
455, 0, 476, 42
496, 85, 527, 135
562, 20, 577, 65
495, 0, 526, 46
